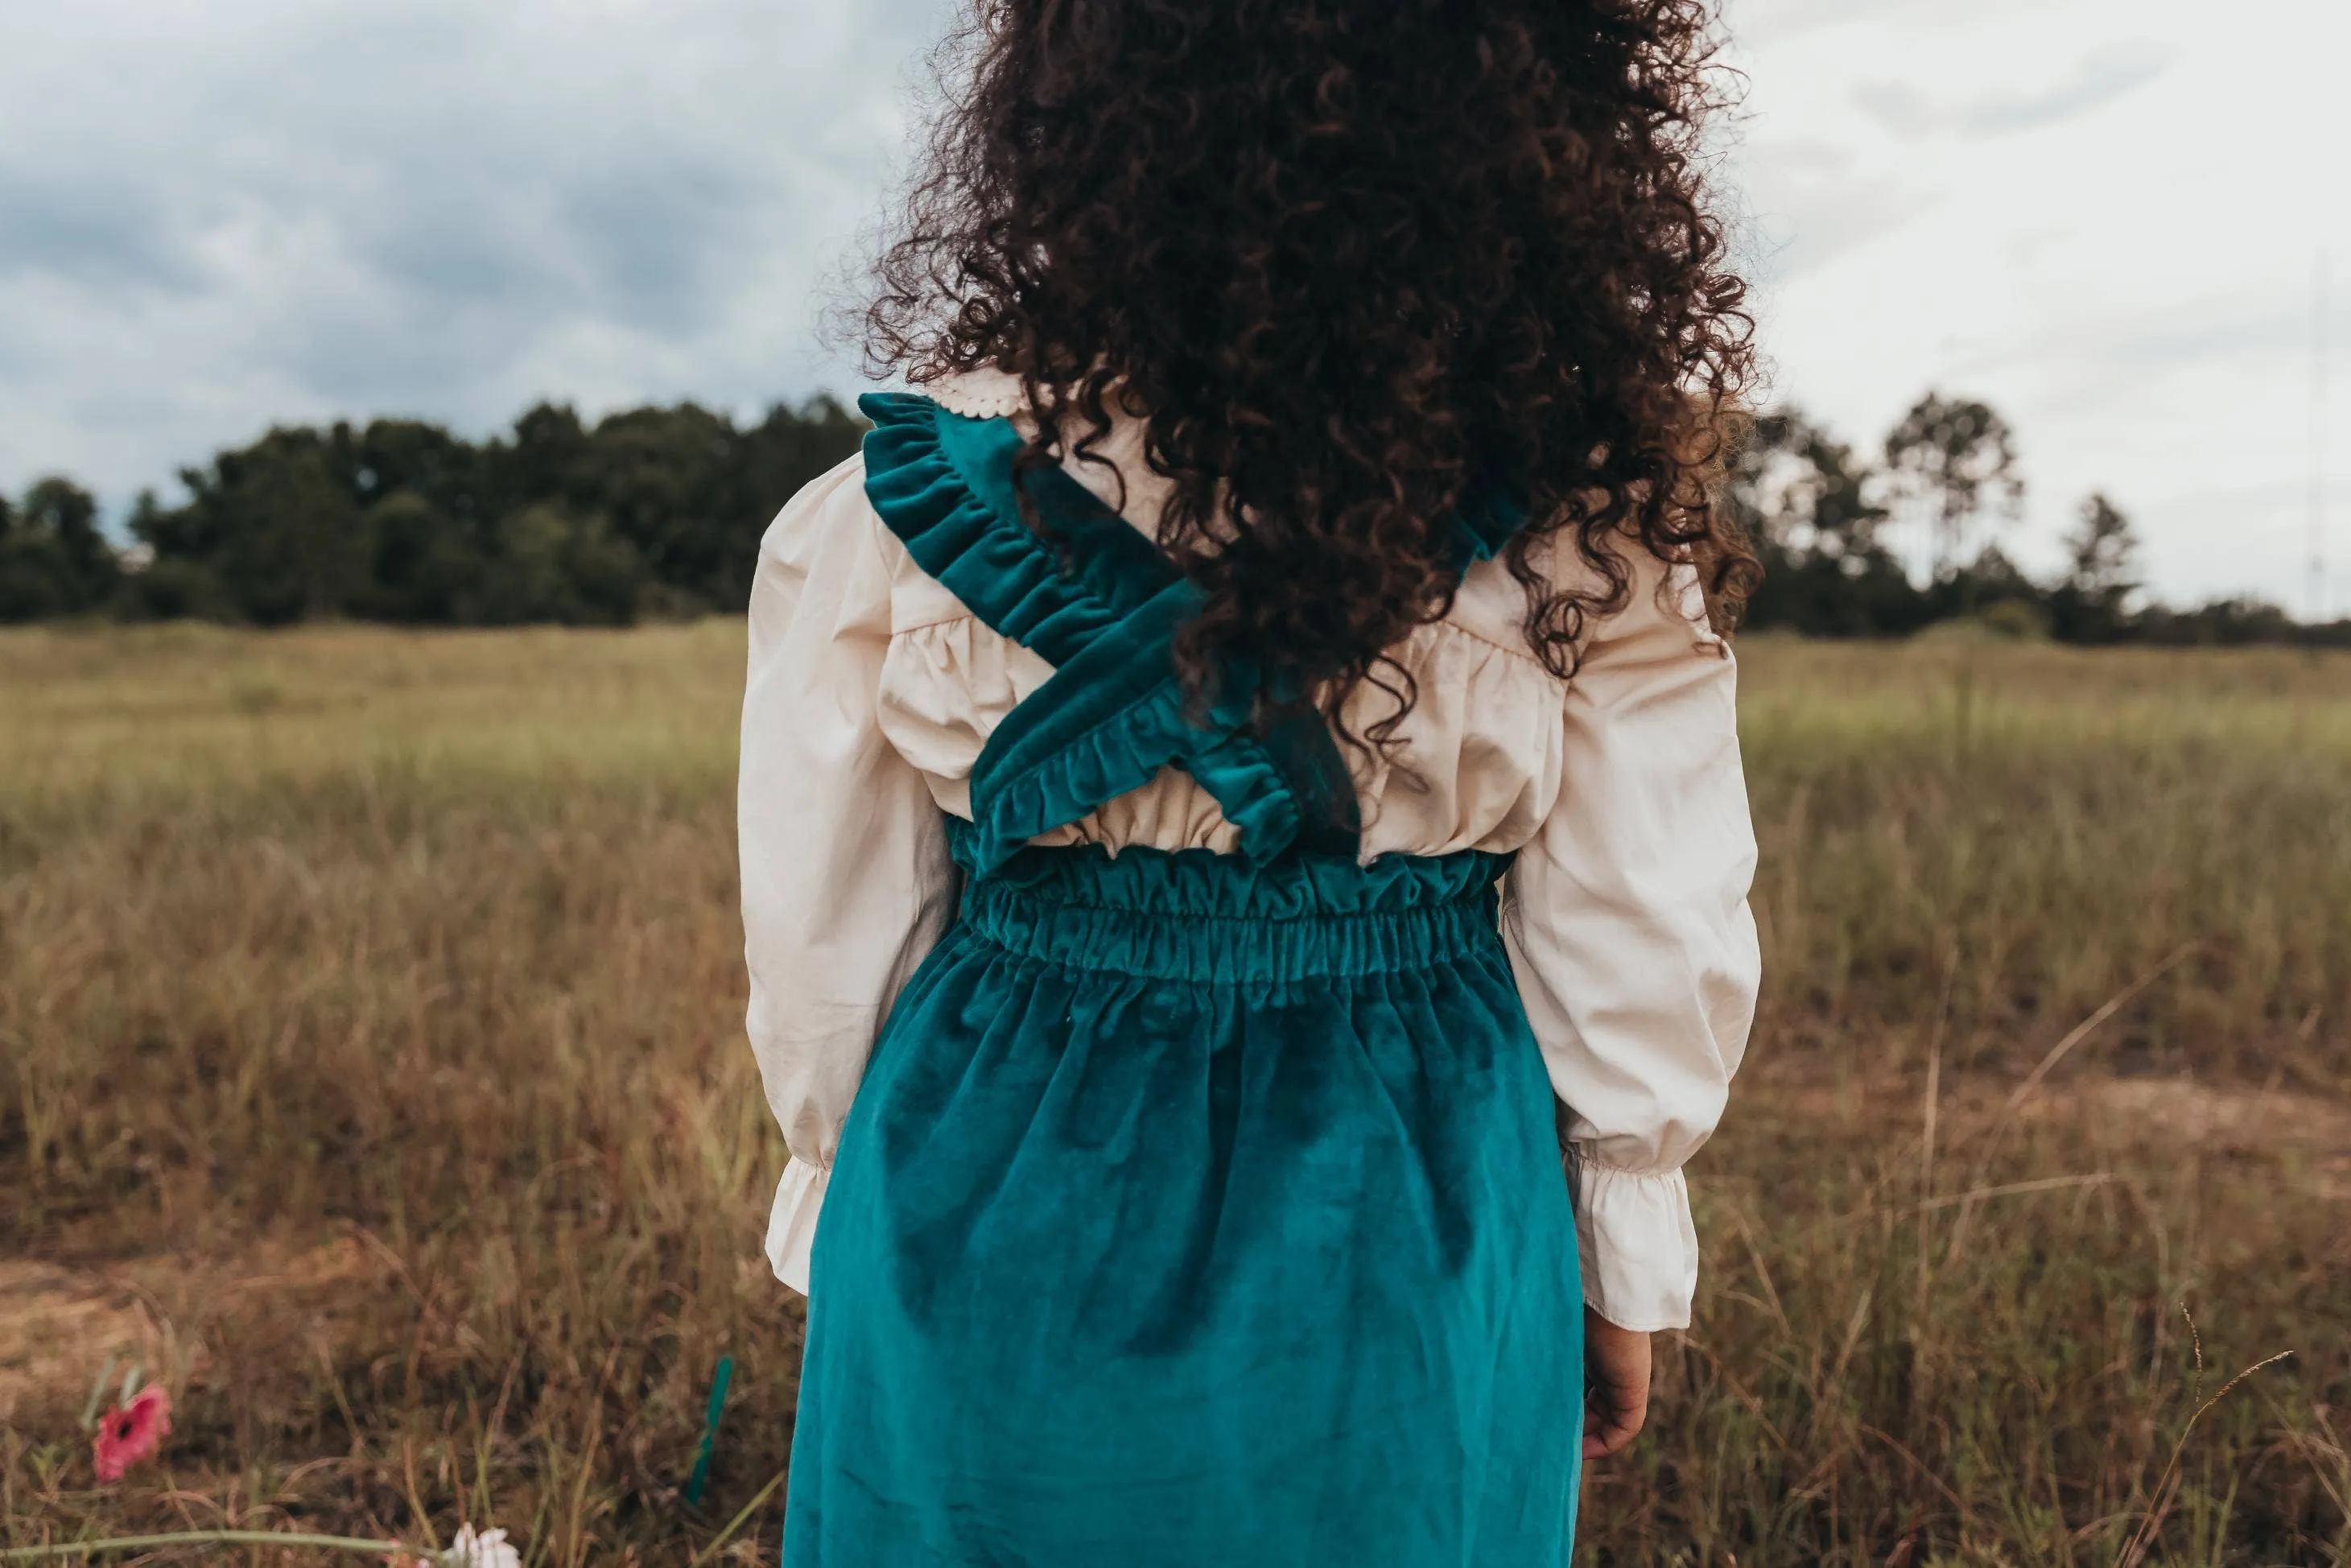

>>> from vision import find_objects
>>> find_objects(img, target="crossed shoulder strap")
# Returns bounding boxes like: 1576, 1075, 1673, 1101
858, 390, 1525, 874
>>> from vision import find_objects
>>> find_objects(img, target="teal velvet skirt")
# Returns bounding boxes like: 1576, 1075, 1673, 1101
784, 836, 1584, 1566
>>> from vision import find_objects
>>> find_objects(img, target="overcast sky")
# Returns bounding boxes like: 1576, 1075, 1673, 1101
2, 0, 2345, 610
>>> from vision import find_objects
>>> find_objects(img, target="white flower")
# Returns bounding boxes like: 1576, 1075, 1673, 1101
439, 1525, 522, 1568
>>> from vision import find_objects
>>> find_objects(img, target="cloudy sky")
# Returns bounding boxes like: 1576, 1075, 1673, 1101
2, 0, 2345, 609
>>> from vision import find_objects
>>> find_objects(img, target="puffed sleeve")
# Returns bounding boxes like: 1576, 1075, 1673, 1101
1500, 554, 1762, 1332
740, 454, 958, 1295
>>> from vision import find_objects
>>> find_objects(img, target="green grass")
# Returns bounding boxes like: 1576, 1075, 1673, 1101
2, 623, 2347, 1565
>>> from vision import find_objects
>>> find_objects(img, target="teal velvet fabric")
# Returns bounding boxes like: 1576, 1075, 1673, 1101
779, 393, 1583, 1566
785, 833, 1586, 1566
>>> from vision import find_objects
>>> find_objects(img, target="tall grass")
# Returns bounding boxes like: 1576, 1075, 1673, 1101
1739, 635, 2351, 1085
2, 624, 2346, 1564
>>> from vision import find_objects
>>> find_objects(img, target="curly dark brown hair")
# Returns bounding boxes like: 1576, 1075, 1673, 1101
867, 0, 1758, 739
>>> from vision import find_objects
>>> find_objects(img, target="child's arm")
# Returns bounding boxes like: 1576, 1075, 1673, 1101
739, 456, 958, 1295
1500, 554, 1762, 1335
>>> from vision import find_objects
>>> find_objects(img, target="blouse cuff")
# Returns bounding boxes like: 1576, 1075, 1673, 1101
764, 1156, 830, 1295
1569, 1154, 1700, 1333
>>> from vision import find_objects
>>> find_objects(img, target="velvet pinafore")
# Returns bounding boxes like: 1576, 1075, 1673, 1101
780, 393, 1586, 1567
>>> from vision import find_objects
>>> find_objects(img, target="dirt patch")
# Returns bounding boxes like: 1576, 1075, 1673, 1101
0, 1262, 165, 1428
2046, 1078, 2351, 1199
0, 1235, 386, 1428
2052, 1076, 2351, 1145
1762, 1071, 2351, 1200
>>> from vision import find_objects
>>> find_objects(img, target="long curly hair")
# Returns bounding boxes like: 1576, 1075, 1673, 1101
866, 0, 1758, 741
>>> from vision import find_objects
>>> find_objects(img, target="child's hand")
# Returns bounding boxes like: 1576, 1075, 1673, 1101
1582, 1310, 1652, 1459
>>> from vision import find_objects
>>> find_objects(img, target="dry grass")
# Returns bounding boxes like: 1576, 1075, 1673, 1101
2, 622, 2347, 1565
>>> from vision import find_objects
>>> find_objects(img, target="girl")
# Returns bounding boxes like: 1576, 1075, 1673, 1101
740, 2, 1759, 1562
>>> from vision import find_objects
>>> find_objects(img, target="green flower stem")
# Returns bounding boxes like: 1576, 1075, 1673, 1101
0, 1530, 410, 1561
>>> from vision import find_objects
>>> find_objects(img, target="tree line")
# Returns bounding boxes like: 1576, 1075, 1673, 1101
2, 388, 2345, 645
0, 398, 864, 627
1730, 393, 2350, 647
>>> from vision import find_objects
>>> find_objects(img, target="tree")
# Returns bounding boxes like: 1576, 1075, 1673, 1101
1882, 394, 2024, 588
1729, 407, 1928, 636
1731, 409, 1884, 563
351, 491, 485, 624
2047, 493, 2141, 644
138, 430, 373, 624
26, 478, 118, 599
1934, 543, 2049, 638
0, 477, 119, 621
474, 503, 644, 625
2066, 493, 2137, 597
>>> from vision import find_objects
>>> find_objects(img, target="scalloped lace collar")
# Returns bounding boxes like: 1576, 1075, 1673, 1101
918, 367, 1030, 421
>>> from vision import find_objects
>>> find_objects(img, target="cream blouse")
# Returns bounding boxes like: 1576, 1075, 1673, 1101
740, 369, 1761, 1333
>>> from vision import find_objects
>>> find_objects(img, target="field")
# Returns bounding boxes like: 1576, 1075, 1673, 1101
2, 623, 2348, 1566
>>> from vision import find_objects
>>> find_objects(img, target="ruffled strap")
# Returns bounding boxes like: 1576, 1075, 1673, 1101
860, 393, 1170, 665
858, 391, 1358, 871
963, 582, 1318, 869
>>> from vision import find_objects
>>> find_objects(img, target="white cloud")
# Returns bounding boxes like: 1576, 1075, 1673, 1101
0, 0, 952, 501
1850, 41, 2176, 142
1725, 0, 2351, 609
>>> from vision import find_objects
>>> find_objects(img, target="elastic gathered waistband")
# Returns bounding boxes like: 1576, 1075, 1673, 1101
951, 831, 1510, 984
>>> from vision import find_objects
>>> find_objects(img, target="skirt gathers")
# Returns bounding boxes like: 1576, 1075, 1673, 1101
784, 832, 1585, 1567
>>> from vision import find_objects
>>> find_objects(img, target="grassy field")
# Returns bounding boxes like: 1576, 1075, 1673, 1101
2, 622, 2348, 1566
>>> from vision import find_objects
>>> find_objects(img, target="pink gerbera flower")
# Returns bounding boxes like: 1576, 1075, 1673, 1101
92, 1384, 172, 1482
